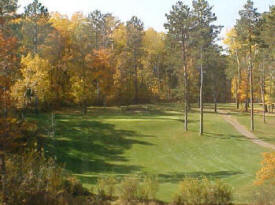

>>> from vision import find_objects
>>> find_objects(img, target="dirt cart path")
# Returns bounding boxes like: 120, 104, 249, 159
220, 112, 275, 151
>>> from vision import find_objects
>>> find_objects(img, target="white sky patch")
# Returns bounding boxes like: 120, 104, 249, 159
18, 0, 274, 47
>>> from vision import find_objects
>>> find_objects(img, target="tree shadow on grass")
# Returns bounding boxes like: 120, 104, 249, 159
43, 116, 154, 175
159, 170, 243, 183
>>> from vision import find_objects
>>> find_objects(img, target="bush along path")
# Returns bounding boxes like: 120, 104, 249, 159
220, 111, 275, 151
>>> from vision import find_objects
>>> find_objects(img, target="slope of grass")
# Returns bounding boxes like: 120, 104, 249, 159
28, 104, 270, 203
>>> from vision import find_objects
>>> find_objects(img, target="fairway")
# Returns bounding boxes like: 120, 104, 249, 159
31, 105, 272, 203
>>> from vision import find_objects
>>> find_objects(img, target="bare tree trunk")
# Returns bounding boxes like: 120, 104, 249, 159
245, 72, 249, 112
182, 39, 188, 132
34, 20, 38, 54
214, 92, 217, 113
270, 73, 273, 113
134, 49, 138, 104
134, 63, 138, 104
236, 51, 241, 109
184, 64, 188, 131
3, 87, 7, 118
82, 102, 87, 115
249, 45, 254, 131
1, 87, 7, 204
96, 80, 100, 105
262, 61, 266, 123
0, 154, 6, 205
235, 80, 238, 109
200, 47, 204, 135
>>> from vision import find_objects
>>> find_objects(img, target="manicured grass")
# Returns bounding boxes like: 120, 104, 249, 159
28, 104, 270, 203
215, 103, 275, 145
234, 111, 275, 145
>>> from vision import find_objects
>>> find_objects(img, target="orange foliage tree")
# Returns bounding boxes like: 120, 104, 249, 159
255, 152, 275, 185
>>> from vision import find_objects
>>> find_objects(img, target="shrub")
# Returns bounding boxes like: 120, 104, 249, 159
117, 175, 160, 205
138, 175, 159, 201
173, 178, 232, 205
1, 151, 92, 205
118, 176, 140, 204
96, 176, 117, 199
64, 177, 90, 196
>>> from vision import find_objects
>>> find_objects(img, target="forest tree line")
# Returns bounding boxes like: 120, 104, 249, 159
0, 0, 230, 113
0, 0, 274, 120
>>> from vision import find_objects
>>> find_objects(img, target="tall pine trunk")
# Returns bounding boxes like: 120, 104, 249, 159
214, 91, 217, 113
261, 61, 266, 124
236, 51, 241, 109
200, 47, 204, 135
182, 41, 188, 132
249, 44, 254, 131
184, 64, 188, 131
235, 80, 238, 109
245, 72, 249, 112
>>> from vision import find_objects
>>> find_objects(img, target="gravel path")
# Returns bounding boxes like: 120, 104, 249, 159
220, 112, 275, 151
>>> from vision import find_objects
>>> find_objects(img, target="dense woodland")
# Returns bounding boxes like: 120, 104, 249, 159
0, 0, 274, 128
0, 0, 274, 204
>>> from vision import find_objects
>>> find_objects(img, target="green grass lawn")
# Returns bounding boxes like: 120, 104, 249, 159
28, 104, 271, 203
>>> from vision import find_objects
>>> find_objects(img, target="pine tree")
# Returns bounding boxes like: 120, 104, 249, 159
126, 16, 144, 104
165, 1, 195, 131
192, 0, 221, 135
235, 0, 260, 131
22, 0, 50, 55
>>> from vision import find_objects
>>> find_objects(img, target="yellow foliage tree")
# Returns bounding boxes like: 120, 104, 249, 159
224, 28, 242, 108
255, 152, 275, 185
143, 28, 166, 98
11, 54, 51, 109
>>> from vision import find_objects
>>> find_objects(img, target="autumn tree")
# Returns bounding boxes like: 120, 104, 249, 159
69, 13, 95, 114
224, 28, 243, 109
11, 54, 51, 113
255, 152, 275, 185
143, 28, 166, 100
86, 49, 115, 105
0, 0, 19, 118
41, 12, 73, 107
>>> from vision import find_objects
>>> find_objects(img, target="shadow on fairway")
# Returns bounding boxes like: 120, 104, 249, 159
159, 170, 243, 183
43, 115, 154, 175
